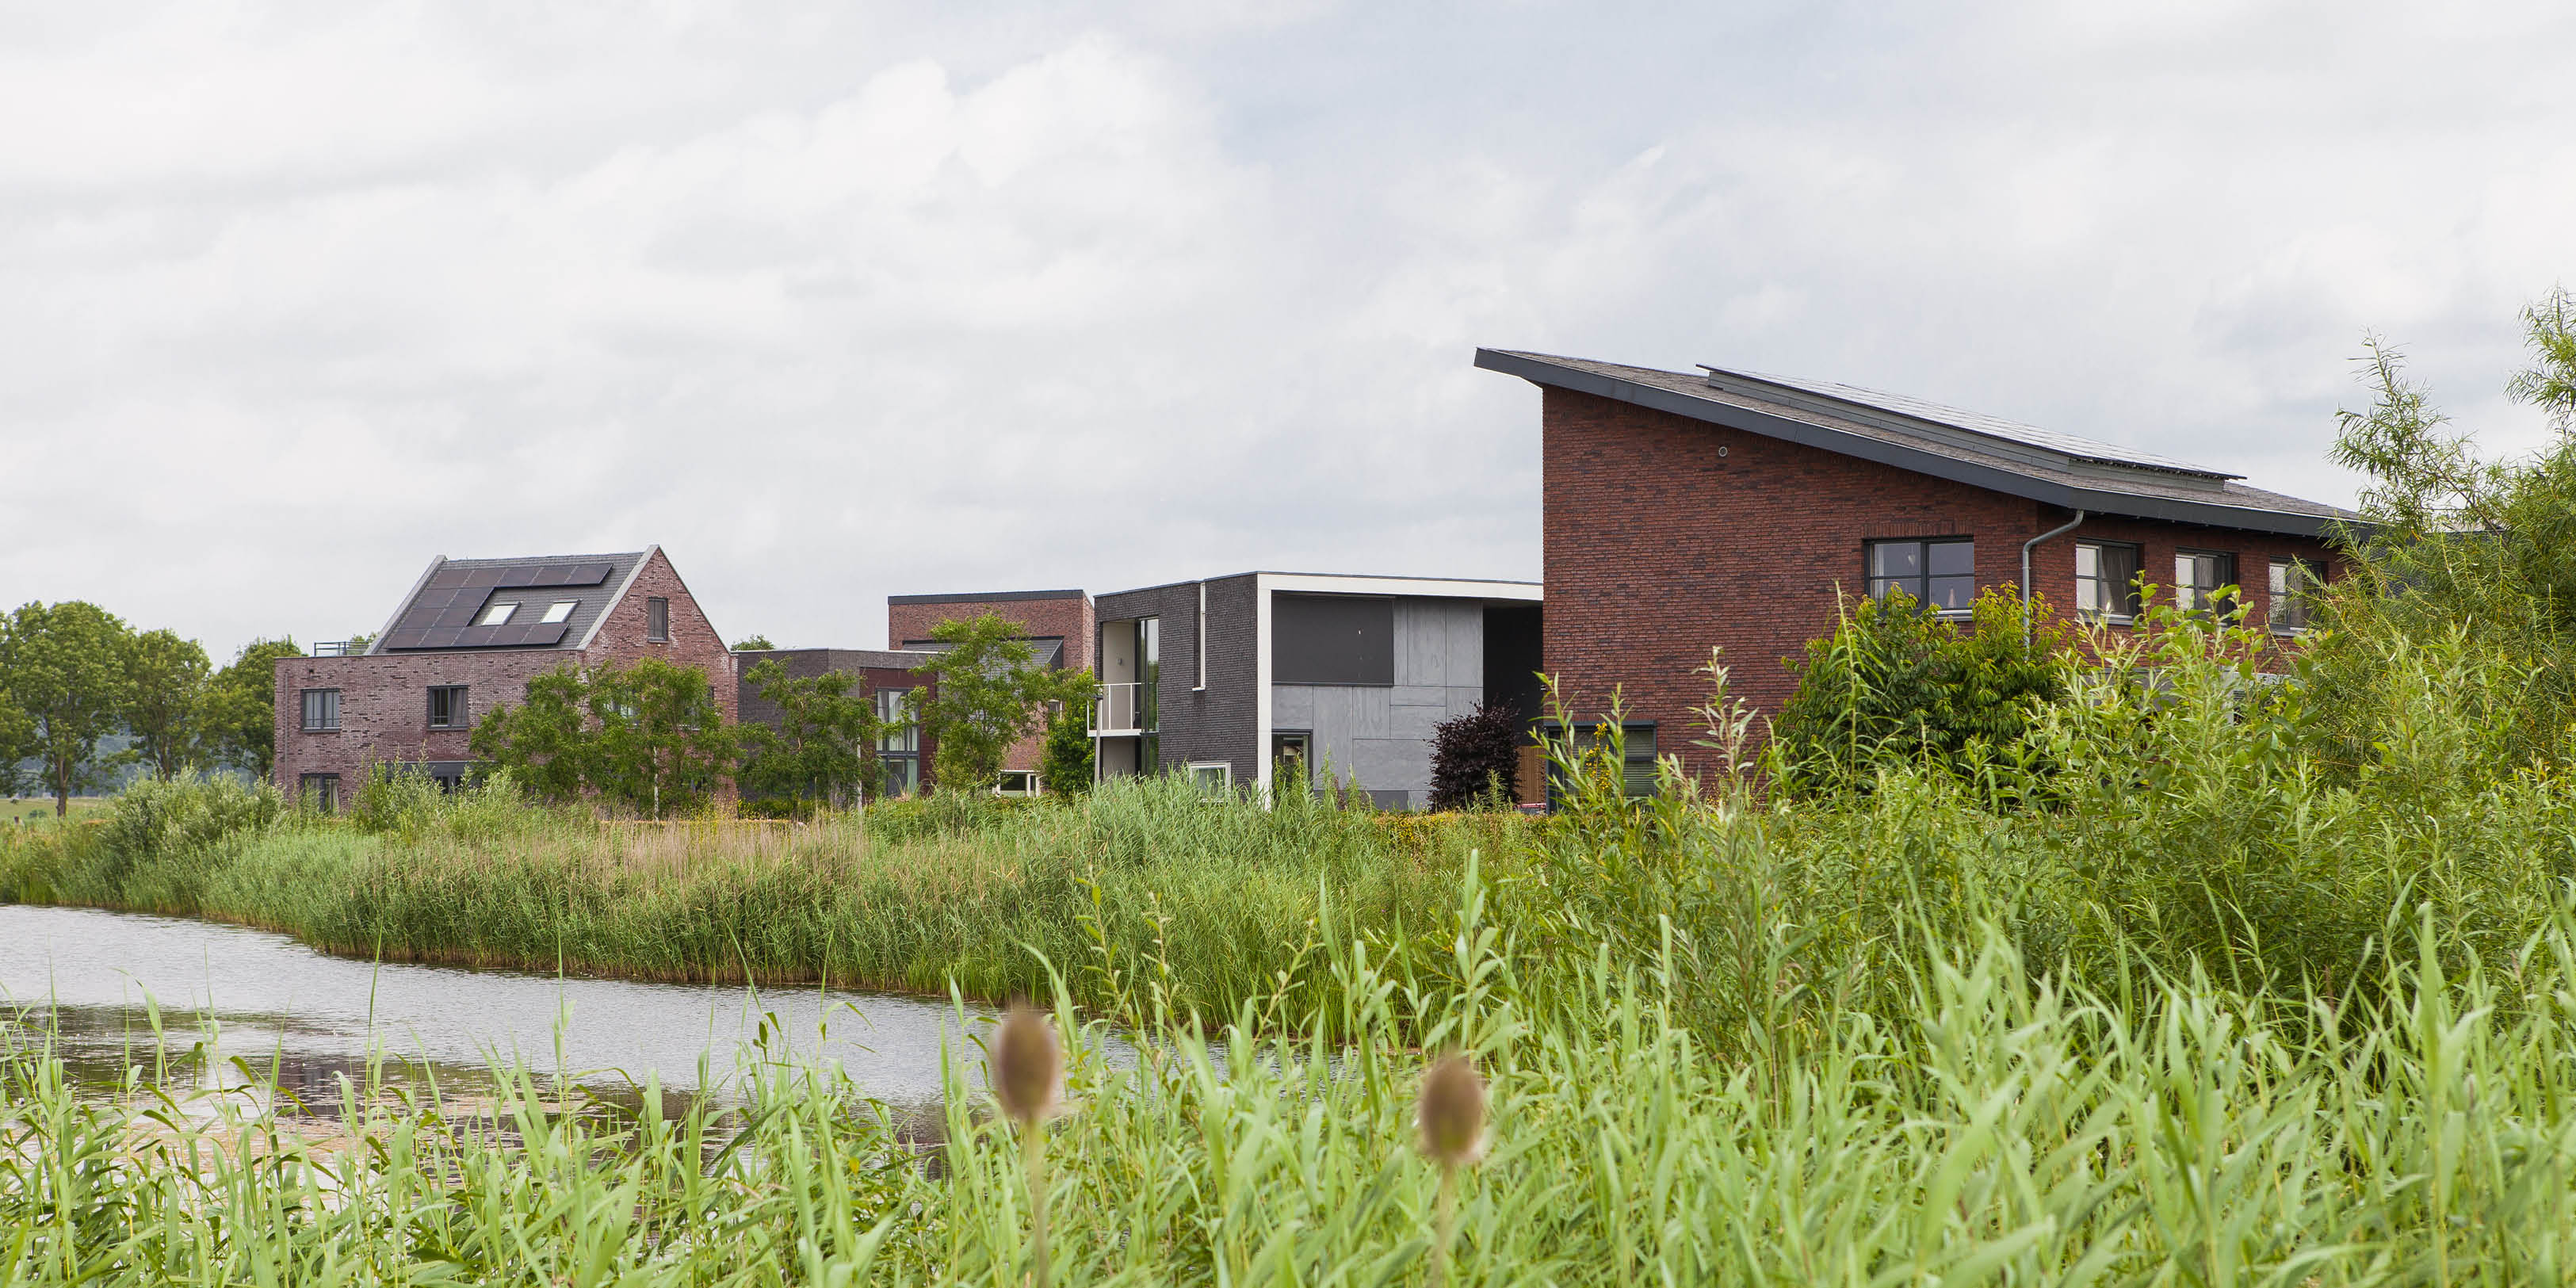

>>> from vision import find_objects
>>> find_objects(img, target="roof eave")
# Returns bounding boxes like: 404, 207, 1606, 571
1476, 348, 2355, 540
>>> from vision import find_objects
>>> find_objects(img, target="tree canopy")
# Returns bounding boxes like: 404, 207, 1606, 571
736, 658, 882, 812
472, 658, 734, 816
0, 602, 137, 816
906, 612, 1095, 793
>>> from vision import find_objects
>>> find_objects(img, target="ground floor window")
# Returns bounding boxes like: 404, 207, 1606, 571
1271, 731, 1311, 792
2075, 541, 2142, 621
995, 770, 1041, 796
298, 773, 341, 812
1186, 762, 1233, 800
1867, 538, 1976, 611
1543, 720, 1659, 803
2269, 557, 2322, 634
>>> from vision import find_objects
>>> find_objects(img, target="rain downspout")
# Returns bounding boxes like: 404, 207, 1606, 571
2022, 510, 2086, 644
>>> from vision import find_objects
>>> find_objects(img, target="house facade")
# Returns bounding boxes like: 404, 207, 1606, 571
1476, 350, 2355, 785
1091, 572, 1543, 809
733, 648, 938, 798
273, 547, 733, 809
885, 589, 1092, 792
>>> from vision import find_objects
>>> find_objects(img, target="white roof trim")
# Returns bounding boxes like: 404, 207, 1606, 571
1256, 572, 1543, 602
575, 545, 658, 652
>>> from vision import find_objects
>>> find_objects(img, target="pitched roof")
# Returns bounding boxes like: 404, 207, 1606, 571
1476, 350, 2359, 537
368, 550, 650, 654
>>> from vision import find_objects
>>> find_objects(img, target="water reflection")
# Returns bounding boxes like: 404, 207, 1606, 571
0, 904, 1007, 1104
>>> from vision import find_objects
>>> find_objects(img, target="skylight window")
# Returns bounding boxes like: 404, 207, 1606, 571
541, 600, 578, 625
480, 602, 518, 626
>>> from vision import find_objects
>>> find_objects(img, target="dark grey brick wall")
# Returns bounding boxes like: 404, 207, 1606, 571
1093, 576, 1259, 782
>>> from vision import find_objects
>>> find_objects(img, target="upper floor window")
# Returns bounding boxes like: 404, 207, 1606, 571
646, 596, 671, 642
300, 688, 341, 732
2175, 550, 2239, 617
541, 600, 578, 625
2075, 541, 2143, 621
1866, 538, 1975, 612
427, 685, 468, 730
2269, 557, 2322, 634
480, 602, 518, 626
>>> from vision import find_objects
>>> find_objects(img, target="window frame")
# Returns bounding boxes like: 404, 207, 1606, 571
300, 688, 342, 732
1185, 761, 1233, 800
540, 599, 579, 625
426, 685, 469, 731
1864, 537, 1978, 616
2268, 556, 2322, 636
2074, 540, 2145, 624
645, 596, 671, 642
480, 602, 519, 626
2174, 548, 2241, 618
298, 773, 341, 813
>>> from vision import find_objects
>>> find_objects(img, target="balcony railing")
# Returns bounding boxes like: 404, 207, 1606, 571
313, 640, 357, 657
1093, 682, 1150, 736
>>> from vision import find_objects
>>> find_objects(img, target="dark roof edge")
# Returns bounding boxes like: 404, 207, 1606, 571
1476, 348, 2352, 539
365, 556, 446, 656
889, 589, 1087, 606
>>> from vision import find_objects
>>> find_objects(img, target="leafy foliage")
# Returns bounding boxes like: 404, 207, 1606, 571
471, 659, 734, 816
197, 636, 304, 781
736, 658, 882, 811
121, 628, 209, 778
1038, 700, 1093, 797
906, 612, 1095, 793
1771, 586, 2073, 795
0, 601, 136, 815
1426, 700, 1523, 811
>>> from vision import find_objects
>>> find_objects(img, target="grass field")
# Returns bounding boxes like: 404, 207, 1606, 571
1, 797, 107, 827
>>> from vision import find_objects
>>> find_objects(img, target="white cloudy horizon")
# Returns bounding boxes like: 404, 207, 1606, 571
4, 2, 2571, 660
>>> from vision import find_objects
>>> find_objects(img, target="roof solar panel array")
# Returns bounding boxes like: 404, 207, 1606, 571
383, 556, 629, 651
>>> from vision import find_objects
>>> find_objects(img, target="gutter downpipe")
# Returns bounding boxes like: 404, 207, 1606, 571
2022, 510, 2087, 644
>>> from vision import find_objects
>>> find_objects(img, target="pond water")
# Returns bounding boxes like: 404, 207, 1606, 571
0, 904, 1008, 1106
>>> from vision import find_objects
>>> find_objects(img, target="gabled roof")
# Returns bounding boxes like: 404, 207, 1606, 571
1476, 350, 2359, 537
368, 550, 650, 654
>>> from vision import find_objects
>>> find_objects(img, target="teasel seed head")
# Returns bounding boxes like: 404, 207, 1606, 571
990, 1003, 1063, 1126
1416, 1049, 1486, 1168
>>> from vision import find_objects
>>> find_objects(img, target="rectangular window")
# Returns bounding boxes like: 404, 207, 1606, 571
874, 686, 921, 798
1867, 539, 1976, 611
541, 600, 578, 624
1547, 721, 1661, 803
2075, 541, 2143, 621
646, 597, 671, 642
2175, 550, 2239, 617
1139, 616, 1160, 732
1272, 731, 1311, 792
2269, 557, 2321, 634
1274, 594, 1395, 684
426, 686, 468, 730
480, 602, 518, 626
298, 773, 341, 812
996, 770, 1041, 797
1187, 762, 1233, 800
300, 688, 341, 732
1194, 582, 1207, 692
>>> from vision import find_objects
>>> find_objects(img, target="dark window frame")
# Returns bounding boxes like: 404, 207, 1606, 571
298, 772, 342, 812
1540, 719, 1660, 805
300, 688, 342, 732
2175, 548, 2241, 618
645, 596, 671, 642
2075, 541, 2145, 622
2269, 556, 2322, 634
1864, 537, 1978, 613
426, 685, 469, 730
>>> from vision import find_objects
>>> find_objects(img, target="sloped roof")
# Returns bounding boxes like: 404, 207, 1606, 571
368, 550, 650, 654
1476, 350, 2358, 537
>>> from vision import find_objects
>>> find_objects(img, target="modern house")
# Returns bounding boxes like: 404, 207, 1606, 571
1475, 349, 2357, 785
732, 648, 938, 798
1091, 572, 1544, 809
273, 547, 733, 809
886, 589, 1093, 793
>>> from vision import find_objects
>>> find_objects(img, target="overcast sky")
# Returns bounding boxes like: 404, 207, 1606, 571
5, 2, 2570, 658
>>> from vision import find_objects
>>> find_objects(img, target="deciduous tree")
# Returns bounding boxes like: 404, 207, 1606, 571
198, 638, 305, 782
736, 658, 881, 810
0, 601, 137, 816
124, 629, 210, 778
469, 665, 594, 805
907, 613, 1095, 794
588, 658, 734, 818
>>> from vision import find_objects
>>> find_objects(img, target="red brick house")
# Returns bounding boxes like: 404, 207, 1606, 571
273, 547, 733, 808
885, 590, 1093, 793
1476, 350, 2357, 785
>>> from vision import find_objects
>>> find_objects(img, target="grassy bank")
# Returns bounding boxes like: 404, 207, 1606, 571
0, 772, 1512, 1023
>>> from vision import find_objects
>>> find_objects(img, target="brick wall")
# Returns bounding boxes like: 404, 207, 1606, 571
273, 547, 736, 808
1542, 388, 2339, 784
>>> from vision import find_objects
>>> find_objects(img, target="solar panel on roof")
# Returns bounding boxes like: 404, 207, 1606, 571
1705, 367, 2237, 480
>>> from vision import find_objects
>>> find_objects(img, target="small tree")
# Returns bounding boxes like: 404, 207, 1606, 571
736, 658, 882, 810
733, 635, 775, 651
1428, 701, 1523, 811
908, 613, 1096, 793
125, 629, 211, 778
1037, 701, 1094, 797
587, 658, 735, 817
469, 665, 594, 805
198, 637, 306, 782
0, 601, 137, 816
